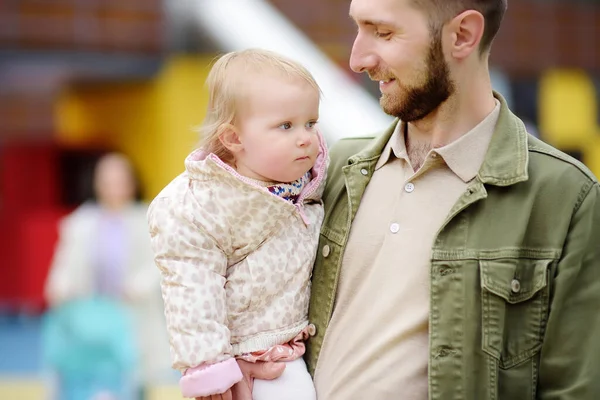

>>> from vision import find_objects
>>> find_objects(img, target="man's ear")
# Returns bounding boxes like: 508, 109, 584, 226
447, 10, 485, 60
218, 124, 244, 154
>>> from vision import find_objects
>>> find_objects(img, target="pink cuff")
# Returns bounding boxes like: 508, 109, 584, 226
180, 358, 243, 398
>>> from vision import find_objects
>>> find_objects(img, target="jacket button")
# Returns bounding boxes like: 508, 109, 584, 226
322, 245, 331, 257
435, 346, 454, 359
307, 323, 317, 336
511, 279, 521, 293
360, 168, 369, 176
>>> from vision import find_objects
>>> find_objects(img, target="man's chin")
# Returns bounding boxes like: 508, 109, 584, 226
380, 97, 402, 118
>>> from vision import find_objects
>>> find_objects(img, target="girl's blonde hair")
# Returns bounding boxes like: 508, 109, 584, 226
198, 49, 321, 162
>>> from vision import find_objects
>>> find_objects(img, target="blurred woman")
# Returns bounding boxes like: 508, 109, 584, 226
44, 152, 171, 399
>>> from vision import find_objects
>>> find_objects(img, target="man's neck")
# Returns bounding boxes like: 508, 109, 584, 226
414, 94, 495, 143
404, 77, 497, 171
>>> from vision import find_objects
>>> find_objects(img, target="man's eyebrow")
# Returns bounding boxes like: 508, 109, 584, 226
349, 15, 396, 27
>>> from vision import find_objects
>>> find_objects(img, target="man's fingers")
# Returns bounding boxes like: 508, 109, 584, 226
233, 360, 286, 397
196, 390, 231, 400
221, 389, 231, 400
254, 361, 286, 380
238, 360, 286, 381
231, 379, 253, 400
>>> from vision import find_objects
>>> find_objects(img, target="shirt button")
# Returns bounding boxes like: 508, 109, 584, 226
404, 182, 415, 193
322, 245, 331, 258
511, 279, 521, 293
431, 153, 438, 158
307, 323, 317, 336
360, 168, 369, 176
390, 223, 400, 234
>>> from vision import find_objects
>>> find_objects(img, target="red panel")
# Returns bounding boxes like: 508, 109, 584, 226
17, 209, 68, 312
0, 216, 20, 308
0, 143, 61, 212
0, 142, 62, 311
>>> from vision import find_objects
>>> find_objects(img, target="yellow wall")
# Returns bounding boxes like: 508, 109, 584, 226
538, 68, 600, 177
0, 379, 45, 400
55, 55, 214, 200
0, 379, 183, 400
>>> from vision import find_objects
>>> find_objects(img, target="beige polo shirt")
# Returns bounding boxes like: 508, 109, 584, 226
314, 101, 500, 400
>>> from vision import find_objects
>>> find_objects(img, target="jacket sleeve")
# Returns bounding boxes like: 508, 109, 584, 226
148, 195, 242, 396
538, 182, 600, 399
124, 205, 163, 303
45, 210, 89, 306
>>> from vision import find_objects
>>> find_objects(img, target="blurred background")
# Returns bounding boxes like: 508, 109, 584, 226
0, 0, 598, 399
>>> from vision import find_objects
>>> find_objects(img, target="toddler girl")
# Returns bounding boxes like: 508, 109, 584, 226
147, 49, 327, 400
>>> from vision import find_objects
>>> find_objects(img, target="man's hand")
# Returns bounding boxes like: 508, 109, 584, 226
195, 389, 232, 400
195, 360, 285, 400
231, 360, 285, 399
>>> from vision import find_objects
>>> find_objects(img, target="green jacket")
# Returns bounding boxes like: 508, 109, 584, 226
306, 95, 600, 399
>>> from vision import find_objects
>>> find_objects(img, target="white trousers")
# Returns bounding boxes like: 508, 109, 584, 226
252, 358, 316, 400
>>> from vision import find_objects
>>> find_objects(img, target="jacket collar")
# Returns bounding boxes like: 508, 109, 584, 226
477, 93, 529, 186
348, 92, 529, 187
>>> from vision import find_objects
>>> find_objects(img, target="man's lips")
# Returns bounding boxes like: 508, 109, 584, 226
379, 78, 396, 91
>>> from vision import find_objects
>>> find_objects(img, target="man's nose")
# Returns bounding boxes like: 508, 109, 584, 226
349, 35, 377, 73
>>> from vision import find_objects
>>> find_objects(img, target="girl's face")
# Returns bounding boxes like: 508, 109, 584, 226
230, 74, 320, 183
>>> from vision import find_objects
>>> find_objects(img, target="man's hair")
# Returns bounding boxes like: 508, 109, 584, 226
198, 48, 320, 163
412, 0, 507, 54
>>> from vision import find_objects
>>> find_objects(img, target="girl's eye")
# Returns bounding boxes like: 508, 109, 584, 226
279, 122, 292, 130
306, 121, 318, 129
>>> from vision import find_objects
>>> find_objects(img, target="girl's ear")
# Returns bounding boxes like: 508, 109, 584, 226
218, 124, 244, 154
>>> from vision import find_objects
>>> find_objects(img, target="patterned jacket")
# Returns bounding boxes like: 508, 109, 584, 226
147, 137, 327, 396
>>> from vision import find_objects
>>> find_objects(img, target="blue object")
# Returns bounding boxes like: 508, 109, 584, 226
41, 297, 138, 400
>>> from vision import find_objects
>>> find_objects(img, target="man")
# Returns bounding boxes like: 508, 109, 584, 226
232, 0, 600, 399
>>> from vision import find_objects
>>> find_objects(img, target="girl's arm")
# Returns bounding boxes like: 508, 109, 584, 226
148, 196, 242, 397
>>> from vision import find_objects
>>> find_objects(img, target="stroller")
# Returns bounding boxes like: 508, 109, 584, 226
42, 297, 138, 400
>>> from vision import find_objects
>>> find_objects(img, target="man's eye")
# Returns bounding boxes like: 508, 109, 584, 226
375, 31, 392, 39
279, 122, 292, 130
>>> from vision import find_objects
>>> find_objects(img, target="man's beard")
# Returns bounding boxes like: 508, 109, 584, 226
379, 33, 455, 122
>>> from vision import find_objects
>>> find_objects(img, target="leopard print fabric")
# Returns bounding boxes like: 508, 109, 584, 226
148, 141, 327, 372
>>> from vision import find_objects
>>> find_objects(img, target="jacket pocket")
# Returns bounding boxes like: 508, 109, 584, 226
480, 258, 551, 369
